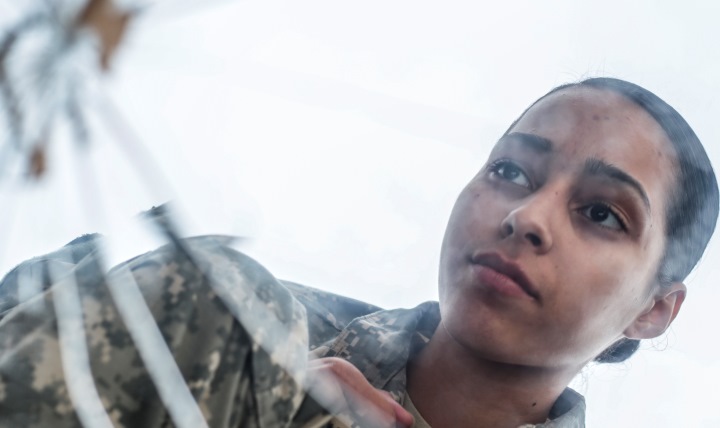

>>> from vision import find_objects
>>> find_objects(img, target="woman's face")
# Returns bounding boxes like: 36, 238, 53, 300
438, 86, 679, 368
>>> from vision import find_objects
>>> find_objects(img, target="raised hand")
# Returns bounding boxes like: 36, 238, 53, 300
306, 357, 414, 428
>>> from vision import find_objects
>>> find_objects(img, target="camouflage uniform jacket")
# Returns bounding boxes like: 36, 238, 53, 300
0, 235, 585, 428
286, 284, 586, 428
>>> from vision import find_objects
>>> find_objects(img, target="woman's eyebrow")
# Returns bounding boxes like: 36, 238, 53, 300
501, 132, 553, 153
583, 158, 651, 213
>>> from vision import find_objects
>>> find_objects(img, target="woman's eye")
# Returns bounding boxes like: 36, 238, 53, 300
489, 160, 531, 188
579, 203, 626, 231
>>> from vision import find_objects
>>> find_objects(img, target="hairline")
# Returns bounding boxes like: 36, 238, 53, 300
503, 82, 682, 287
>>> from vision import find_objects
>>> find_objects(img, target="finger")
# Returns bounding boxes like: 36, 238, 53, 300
305, 363, 346, 413
370, 391, 414, 428
306, 357, 334, 368
388, 398, 414, 428
306, 358, 414, 428
319, 358, 407, 428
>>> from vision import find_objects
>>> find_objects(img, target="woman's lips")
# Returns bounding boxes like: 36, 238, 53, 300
469, 253, 541, 301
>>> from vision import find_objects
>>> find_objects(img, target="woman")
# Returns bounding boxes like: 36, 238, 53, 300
401, 77, 719, 427
305, 77, 718, 428
0, 77, 717, 428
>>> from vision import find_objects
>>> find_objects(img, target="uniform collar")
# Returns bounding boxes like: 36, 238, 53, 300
315, 301, 585, 427
317, 301, 439, 392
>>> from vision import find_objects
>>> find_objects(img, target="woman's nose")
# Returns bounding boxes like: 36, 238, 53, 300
500, 196, 554, 254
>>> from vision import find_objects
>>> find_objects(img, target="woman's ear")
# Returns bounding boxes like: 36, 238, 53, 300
624, 282, 687, 340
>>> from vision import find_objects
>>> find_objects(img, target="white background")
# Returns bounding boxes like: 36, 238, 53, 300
1, 0, 719, 426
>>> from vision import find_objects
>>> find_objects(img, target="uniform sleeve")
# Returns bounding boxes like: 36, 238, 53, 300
282, 281, 382, 350
0, 236, 316, 428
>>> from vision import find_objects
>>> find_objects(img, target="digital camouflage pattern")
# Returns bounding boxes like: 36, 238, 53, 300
0, 233, 585, 427
0, 234, 311, 428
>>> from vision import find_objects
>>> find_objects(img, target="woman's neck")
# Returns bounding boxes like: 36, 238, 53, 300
406, 323, 580, 428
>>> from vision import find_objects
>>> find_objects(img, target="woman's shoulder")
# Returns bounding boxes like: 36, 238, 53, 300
281, 280, 383, 349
